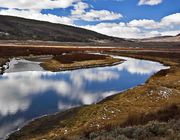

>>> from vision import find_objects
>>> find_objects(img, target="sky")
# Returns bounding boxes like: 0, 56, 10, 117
0, 0, 179, 39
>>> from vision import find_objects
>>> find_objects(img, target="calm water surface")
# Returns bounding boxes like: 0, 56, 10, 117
0, 56, 168, 139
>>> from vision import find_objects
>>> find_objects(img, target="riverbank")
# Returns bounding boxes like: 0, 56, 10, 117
0, 58, 7, 67
0, 53, 122, 74
81, 104, 180, 140
0, 57, 9, 74
7, 48, 180, 140
41, 53, 121, 71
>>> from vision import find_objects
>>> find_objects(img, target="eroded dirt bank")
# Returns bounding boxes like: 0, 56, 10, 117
7, 47, 180, 140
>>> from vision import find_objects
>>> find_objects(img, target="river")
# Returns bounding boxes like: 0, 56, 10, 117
0, 55, 168, 139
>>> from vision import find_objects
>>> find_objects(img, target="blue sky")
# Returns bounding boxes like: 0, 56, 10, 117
0, 0, 180, 38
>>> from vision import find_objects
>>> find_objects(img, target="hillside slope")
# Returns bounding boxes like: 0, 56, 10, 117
139, 34, 180, 42
0, 15, 123, 43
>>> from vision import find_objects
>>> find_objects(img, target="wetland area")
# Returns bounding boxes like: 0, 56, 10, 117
0, 53, 167, 139
0, 4, 180, 139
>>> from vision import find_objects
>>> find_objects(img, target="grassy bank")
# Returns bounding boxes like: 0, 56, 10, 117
75, 104, 180, 140
41, 53, 121, 71
7, 48, 180, 140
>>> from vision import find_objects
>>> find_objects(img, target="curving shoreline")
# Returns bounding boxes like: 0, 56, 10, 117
6, 49, 180, 140
0, 53, 122, 74
40, 53, 122, 72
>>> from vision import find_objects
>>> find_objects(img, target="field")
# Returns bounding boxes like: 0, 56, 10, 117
1, 42, 179, 140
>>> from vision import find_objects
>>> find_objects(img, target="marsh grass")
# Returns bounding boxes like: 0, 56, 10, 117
6, 49, 180, 140
80, 104, 180, 140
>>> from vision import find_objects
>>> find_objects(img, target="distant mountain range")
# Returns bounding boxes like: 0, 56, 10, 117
138, 34, 180, 42
0, 15, 123, 43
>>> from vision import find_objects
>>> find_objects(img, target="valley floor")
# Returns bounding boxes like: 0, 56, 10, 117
0, 42, 179, 140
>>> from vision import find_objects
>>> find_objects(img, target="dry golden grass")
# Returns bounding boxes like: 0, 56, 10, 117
7, 49, 180, 140
41, 53, 121, 71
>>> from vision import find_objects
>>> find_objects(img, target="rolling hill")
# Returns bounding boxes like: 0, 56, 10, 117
0, 15, 123, 43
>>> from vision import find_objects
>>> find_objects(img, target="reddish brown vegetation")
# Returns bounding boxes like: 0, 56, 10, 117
54, 53, 107, 64
0, 46, 112, 57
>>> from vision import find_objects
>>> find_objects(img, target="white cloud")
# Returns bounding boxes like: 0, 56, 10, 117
71, 2, 89, 15
128, 19, 159, 29
0, 1, 179, 38
82, 13, 180, 38
160, 30, 180, 36
161, 13, 180, 27
126, 13, 180, 29
138, 0, 163, 5
0, 1, 122, 24
71, 2, 122, 21
82, 22, 150, 38
0, 0, 79, 10
72, 9, 122, 21
0, 0, 81, 25
78, 9, 122, 21
0, 9, 73, 25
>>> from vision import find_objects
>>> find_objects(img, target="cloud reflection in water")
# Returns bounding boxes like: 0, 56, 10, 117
0, 56, 168, 139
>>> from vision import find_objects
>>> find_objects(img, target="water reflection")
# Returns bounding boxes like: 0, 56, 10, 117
5, 58, 43, 73
0, 56, 168, 139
